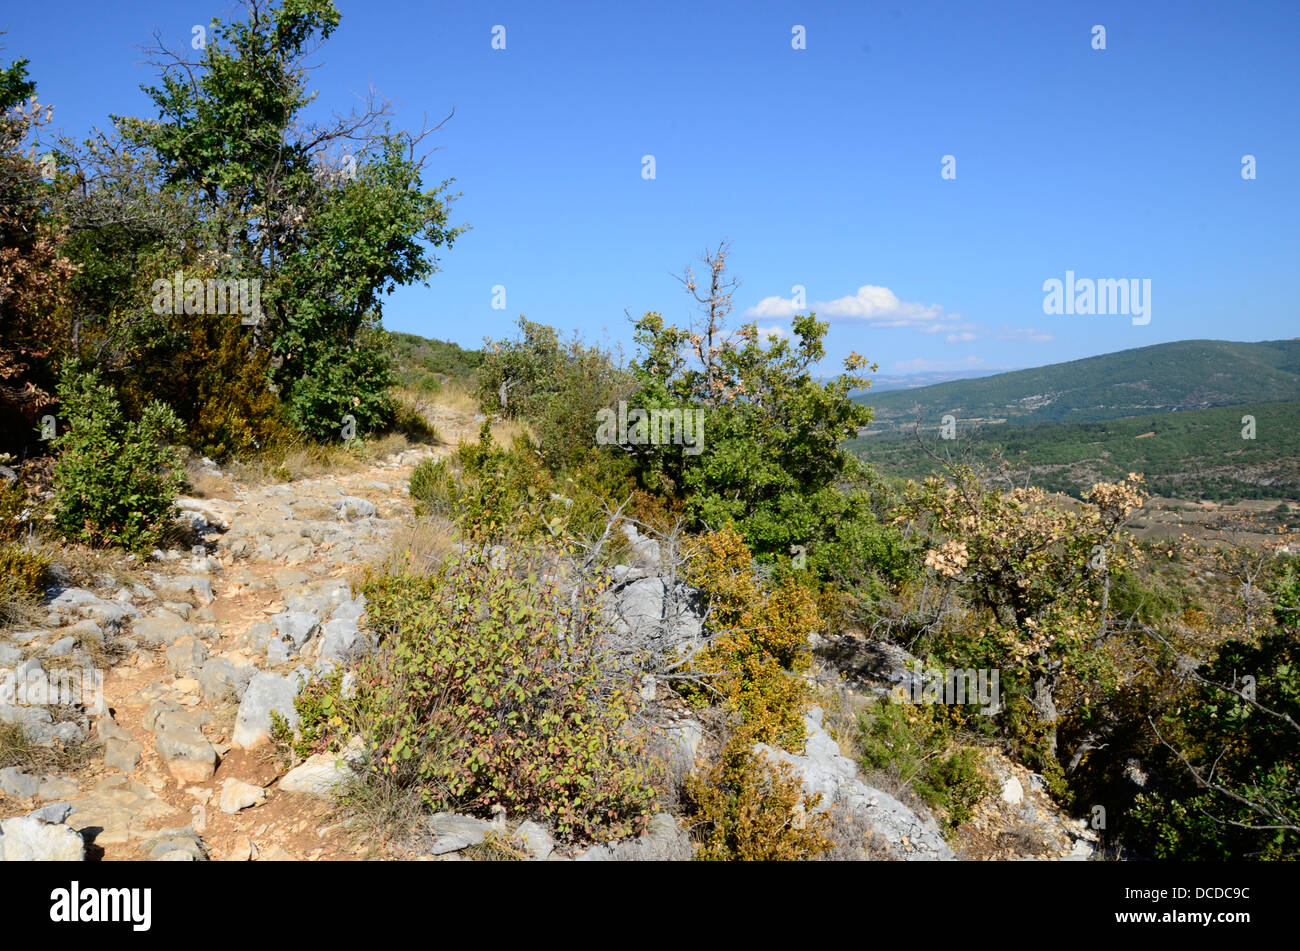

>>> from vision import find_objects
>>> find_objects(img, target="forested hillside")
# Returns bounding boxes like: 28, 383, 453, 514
860, 339, 1300, 428
852, 401, 1300, 501
851, 340, 1300, 501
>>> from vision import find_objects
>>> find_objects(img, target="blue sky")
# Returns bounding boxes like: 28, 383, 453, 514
5, 0, 1298, 377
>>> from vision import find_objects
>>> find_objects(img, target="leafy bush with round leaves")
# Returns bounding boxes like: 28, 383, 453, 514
298, 547, 659, 843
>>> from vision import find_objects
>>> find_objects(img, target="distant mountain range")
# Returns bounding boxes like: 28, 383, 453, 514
856, 339, 1300, 429
849, 339, 1300, 501
864, 369, 1010, 392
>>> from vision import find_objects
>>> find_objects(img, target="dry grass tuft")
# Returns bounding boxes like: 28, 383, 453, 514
488, 417, 531, 451
326, 770, 429, 859
0, 720, 102, 776
426, 380, 479, 416
464, 830, 528, 861
185, 469, 236, 500
41, 539, 142, 593
383, 516, 459, 576
814, 678, 870, 765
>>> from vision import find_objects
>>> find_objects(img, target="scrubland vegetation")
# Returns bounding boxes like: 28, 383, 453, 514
2, 1, 1296, 860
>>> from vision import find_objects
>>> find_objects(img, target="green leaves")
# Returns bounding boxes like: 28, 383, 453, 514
105, 2, 462, 444
624, 306, 877, 567
295, 549, 658, 842
50, 367, 184, 554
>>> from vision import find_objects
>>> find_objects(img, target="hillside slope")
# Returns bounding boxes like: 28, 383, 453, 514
850, 401, 1300, 501
859, 339, 1300, 429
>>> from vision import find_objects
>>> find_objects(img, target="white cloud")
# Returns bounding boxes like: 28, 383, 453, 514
743, 286, 1059, 352
816, 285, 945, 326
747, 296, 802, 319
744, 284, 985, 339
755, 324, 790, 341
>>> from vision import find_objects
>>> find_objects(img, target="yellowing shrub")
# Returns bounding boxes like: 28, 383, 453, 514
683, 735, 832, 861
679, 526, 821, 750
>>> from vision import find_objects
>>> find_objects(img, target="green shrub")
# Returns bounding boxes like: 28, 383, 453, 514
857, 699, 992, 832
51, 369, 185, 554
626, 306, 875, 568
408, 457, 454, 518
451, 424, 552, 538
0, 542, 49, 592
391, 403, 439, 444
478, 317, 632, 472
120, 313, 292, 461
293, 548, 659, 843
281, 327, 397, 442
1268, 555, 1300, 629
1127, 619, 1300, 860
387, 331, 482, 388
1110, 565, 1182, 625
409, 422, 603, 544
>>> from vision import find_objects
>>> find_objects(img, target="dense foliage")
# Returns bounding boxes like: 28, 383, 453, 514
853, 400, 1300, 502
50, 369, 184, 554
288, 548, 659, 842
2, 0, 462, 462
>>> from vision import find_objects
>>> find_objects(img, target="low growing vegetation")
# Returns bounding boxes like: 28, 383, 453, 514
2, 1, 1295, 862
283, 547, 660, 844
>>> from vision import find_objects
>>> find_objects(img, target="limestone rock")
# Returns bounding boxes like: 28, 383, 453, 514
575, 813, 691, 861
335, 496, 377, 521
426, 813, 492, 855
753, 707, 955, 861
154, 711, 218, 784
272, 610, 320, 650
0, 766, 39, 798
511, 820, 555, 861
198, 657, 254, 703
138, 827, 207, 861
232, 671, 302, 748
104, 737, 142, 773
218, 778, 266, 814
132, 615, 195, 649
64, 777, 179, 847
154, 575, 214, 605
166, 635, 209, 679
279, 741, 361, 797
0, 816, 85, 861
1001, 776, 1025, 805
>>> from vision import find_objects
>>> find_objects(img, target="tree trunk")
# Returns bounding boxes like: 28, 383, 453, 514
1030, 672, 1059, 763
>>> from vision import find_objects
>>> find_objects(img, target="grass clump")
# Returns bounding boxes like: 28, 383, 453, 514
0, 720, 101, 776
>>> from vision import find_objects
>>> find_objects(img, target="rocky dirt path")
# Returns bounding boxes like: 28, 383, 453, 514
0, 406, 478, 861
2, 401, 1097, 863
